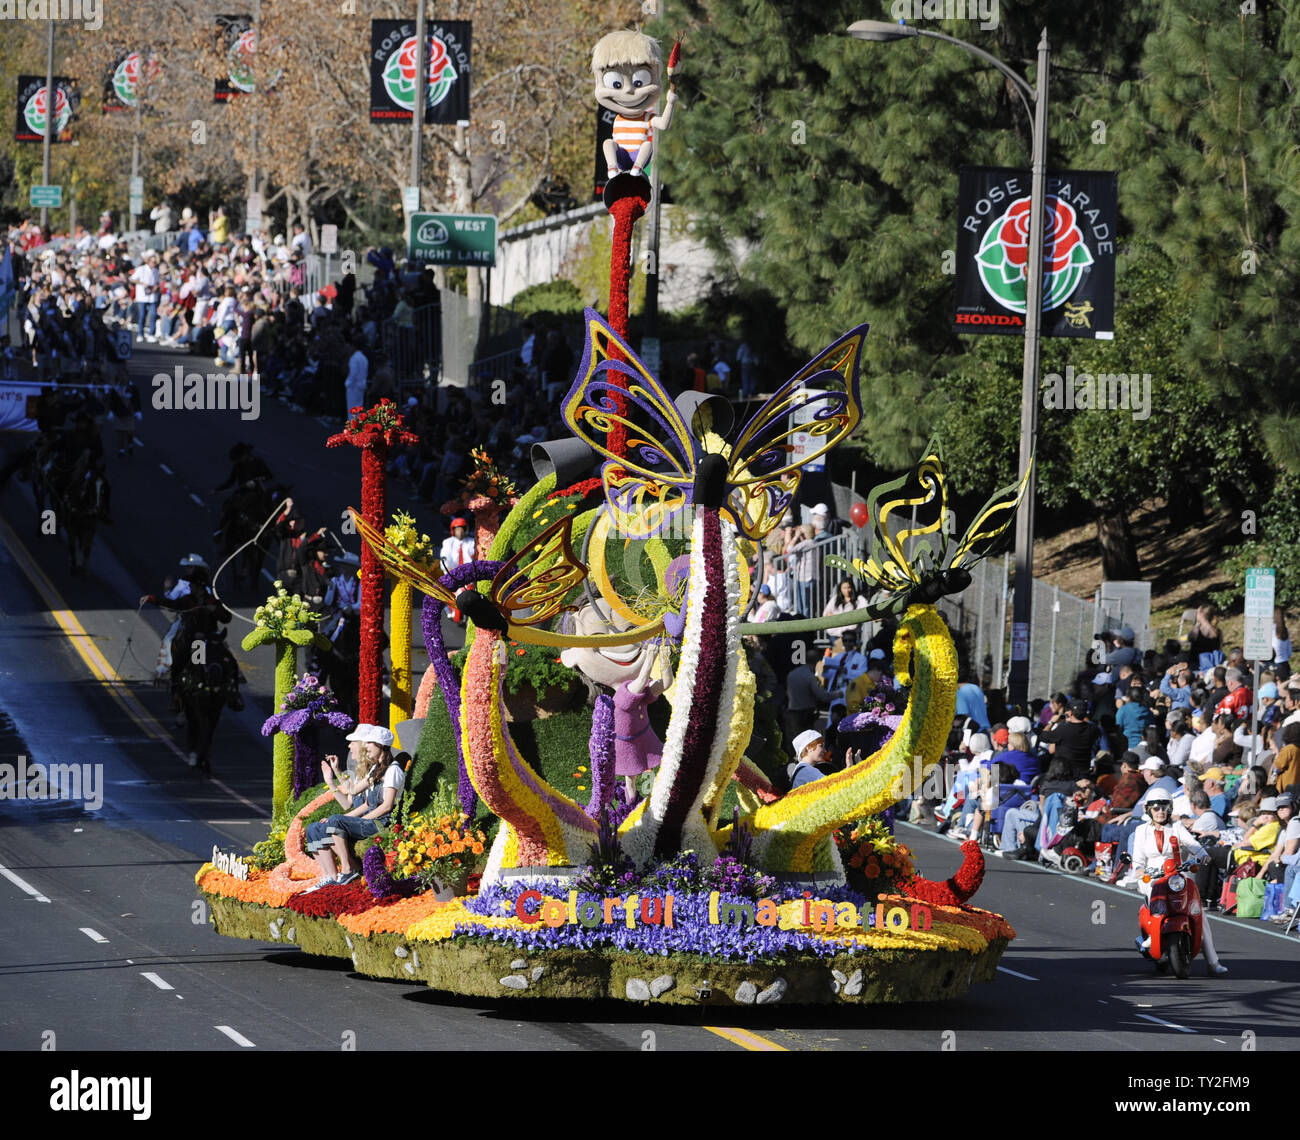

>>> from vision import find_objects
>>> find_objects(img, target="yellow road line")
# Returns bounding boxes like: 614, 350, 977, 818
703, 1025, 789, 1051
0, 516, 268, 818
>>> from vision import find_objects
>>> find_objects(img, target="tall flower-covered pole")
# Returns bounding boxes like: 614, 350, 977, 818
327, 400, 418, 726
241, 582, 331, 819
383, 511, 436, 731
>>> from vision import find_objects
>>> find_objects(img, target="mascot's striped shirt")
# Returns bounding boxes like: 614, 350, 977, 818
612, 113, 653, 161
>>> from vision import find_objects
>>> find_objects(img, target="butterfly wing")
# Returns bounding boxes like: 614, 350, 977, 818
723, 324, 869, 541
562, 309, 697, 539
489, 515, 589, 628
348, 507, 456, 605
948, 463, 1032, 570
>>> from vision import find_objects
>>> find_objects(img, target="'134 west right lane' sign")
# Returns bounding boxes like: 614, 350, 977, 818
953, 166, 1117, 339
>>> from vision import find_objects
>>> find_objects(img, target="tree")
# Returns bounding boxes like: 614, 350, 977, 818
936, 240, 1264, 579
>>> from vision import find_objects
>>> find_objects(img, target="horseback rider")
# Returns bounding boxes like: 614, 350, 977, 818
140, 553, 214, 688
211, 441, 273, 544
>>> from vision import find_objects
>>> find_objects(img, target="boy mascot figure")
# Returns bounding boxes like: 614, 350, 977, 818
593, 30, 679, 182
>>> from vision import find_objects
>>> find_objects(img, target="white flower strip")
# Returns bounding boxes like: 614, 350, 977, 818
622, 511, 741, 866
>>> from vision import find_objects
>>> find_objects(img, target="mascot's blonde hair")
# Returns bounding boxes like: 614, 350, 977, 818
591, 30, 661, 75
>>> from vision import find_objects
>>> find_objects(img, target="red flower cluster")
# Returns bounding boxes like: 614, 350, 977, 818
547, 477, 603, 502
287, 880, 394, 918
897, 840, 986, 908
326, 399, 419, 451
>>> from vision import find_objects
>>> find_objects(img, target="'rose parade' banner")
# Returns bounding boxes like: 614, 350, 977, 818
103, 50, 162, 114
15, 76, 78, 144
370, 19, 471, 125
953, 166, 1117, 339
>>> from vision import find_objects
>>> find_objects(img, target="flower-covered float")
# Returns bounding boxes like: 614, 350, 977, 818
198, 311, 1028, 1006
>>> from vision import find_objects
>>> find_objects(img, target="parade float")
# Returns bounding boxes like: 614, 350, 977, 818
196, 29, 1026, 1006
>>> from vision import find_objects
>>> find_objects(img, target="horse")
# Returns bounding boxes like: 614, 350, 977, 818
217, 482, 290, 590
60, 461, 110, 575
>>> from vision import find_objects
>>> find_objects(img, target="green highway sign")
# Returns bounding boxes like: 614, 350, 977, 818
408, 212, 496, 267
30, 185, 62, 208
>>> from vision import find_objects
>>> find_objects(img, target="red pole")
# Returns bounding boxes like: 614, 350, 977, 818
358, 446, 387, 725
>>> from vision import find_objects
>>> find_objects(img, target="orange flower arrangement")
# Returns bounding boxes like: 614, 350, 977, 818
337, 892, 450, 937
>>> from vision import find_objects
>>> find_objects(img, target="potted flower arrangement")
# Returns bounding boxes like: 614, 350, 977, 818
835, 816, 915, 900
381, 809, 487, 900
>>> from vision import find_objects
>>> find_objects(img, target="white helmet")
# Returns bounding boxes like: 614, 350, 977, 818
179, 553, 209, 570
1145, 788, 1173, 810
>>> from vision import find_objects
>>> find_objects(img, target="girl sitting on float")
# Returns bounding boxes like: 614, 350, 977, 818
303, 724, 406, 891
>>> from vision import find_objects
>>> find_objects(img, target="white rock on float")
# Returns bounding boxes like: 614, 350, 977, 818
756, 978, 787, 1004
394, 945, 409, 958
844, 970, 864, 997
268, 922, 281, 941
500, 975, 528, 990
531, 966, 545, 982
345, 935, 354, 950
286, 927, 295, 941
626, 978, 651, 1001
650, 975, 674, 998
404, 962, 415, 975
511, 959, 527, 970
734, 981, 758, 1005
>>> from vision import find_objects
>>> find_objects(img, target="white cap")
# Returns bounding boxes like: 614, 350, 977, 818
1260, 796, 1279, 812
345, 723, 395, 747
968, 733, 991, 754
1006, 716, 1033, 734
1140, 757, 1165, 772
868, 648, 886, 662
812, 502, 830, 517
792, 730, 823, 759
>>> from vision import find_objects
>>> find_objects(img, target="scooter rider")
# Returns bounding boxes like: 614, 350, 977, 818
1131, 787, 1228, 976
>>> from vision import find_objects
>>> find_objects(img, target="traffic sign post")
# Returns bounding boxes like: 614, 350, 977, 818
407, 212, 497, 267
1244, 567, 1275, 763
30, 185, 62, 209
320, 224, 338, 286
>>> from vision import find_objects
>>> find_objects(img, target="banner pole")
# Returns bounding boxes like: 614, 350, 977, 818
40, 20, 55, 231
410, 0, 428, 217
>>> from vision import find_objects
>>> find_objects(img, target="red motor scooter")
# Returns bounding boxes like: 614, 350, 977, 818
1129, 838, 1205, 979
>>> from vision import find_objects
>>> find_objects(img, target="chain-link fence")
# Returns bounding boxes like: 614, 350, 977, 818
936, 555, 1009, 689
1028, 577, 1099, 700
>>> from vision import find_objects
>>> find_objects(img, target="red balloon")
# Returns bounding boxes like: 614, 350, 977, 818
849, 501, 870, 529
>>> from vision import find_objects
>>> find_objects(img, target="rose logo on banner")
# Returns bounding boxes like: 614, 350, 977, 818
975, 195, 1094, 315
383, 34, 458, 112
24, 85, 72, 137
111, 52, 160, 108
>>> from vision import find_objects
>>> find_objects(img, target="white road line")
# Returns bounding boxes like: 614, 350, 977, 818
0, 860, 51, 903
189, 493, 205, 507
215, 1025, 256, 1048
996, 965, 1038, 981
1135, 1012, 1195, 1034
159, 463, 173, 475
79, 927, 109, 943
140, 971, 174, 991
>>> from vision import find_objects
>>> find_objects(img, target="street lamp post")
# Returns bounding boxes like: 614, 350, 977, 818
848, 20, 1050, 710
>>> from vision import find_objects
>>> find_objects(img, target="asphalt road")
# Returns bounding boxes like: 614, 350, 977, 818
2, 343, 1299, 1052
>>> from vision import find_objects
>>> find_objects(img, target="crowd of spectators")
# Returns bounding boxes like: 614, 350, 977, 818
763, 601, 1300, 928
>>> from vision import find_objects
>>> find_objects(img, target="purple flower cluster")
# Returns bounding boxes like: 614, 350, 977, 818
361, 843, 418, 900
586, 693, 615, 817
261, 674, 356, 798
420, 559, 502, 815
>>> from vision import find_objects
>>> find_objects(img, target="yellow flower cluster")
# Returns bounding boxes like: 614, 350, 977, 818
253, 582, 323, 633
816, 920, 988, 954
404, 897, 476, 941
392, 810, 485, 880
384, 511, 436, 564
